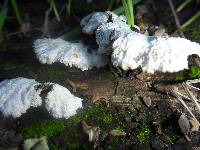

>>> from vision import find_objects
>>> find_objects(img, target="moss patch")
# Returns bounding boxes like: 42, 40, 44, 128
22, 120, 66, 139
136, 121, 152, 144
183, 24, 200, 41
0, 61, 25, 69
175, 66, 200, 81
188, 66, 200, 79
163, 127, 178, 144
21, 106, 113, 149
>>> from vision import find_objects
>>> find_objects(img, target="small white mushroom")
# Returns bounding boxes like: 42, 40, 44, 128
80, 12, 109, 35
80, 11, 127, 35
111, 31, 200, 73
96, 20, 131, 54
45, 83, 83, 119
33, 38, 107, 71
0, 78, 83, 119
0, 77, 42, 118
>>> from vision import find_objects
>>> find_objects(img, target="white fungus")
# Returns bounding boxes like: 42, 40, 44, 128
33, 38, 107, 71
80, 12, 109, 35
45, 83, 83, 119
81, 11, 131, 54
80, 11, 128, 35
111, 31, 200, 73
96, 21, 131, 54
81, 11, 200, 73
0, 78, 83, 118
0, 77, 42, 117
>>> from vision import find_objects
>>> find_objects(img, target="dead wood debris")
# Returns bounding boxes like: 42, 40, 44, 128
170, 79, 200, 140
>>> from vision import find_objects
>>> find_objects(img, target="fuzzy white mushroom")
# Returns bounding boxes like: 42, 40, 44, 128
80, 12, 108, 35
111, 31, 200, 73
81, 11, 131, 54
45, 83, 82, 119
0, 78, 83, 119
80, 11, 126, 34
33, 38, 107, 71
81, 11, 200, 73
96, 20, 131, 54
0, 77, 42, 117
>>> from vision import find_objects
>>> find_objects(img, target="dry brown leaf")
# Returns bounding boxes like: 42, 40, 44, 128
110, 129, 126, 136
189, 118, 200, 132
178, 114, 190, 134
81, 120, 100, 146
143, 96, 151, 107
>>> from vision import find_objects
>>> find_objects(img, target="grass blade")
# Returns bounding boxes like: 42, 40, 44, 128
59, 27, 81, 40
176, 0, 193, 12
48, 0, 61, 21
127, 0, 134, 26
122, 0, 134, 26
107, 0, 115, 11
11, 0, 22, 25
181, 11, 200, 29
122, 0, 131, 24
67, 0, 72, 16
0, 0, 8, 31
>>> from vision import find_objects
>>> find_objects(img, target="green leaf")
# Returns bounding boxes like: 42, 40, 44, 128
0, 0, 8, 31
181, 11, 200, 29
11, 0, 22, 25
67, 0, 72, 16
60, 27, 81, 40
107, 0, 115, 11
47, 0, 61, 21
121, 0, 139, 26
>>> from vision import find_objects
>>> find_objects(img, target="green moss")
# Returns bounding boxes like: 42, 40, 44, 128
163, 127, 178, 144
188, 66, 200, 79
0, 62, 25, 69
49, 143, 62, 150
64, 140, 81, 150
22, 106, 113, 150
183, 24, 200, 41
174, 66, 200, 81
22, 120, 66, 139
108, 136, 126, 149
100, 113, 113, 124
81, 106, 113, 124
165, 25, 173, 33
175, 76, 184, 81
136, 122, 152, 144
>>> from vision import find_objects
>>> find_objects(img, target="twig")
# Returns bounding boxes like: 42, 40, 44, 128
167, 0, 185, 38
186, 79, 200, 91
172, 88, 198, 121
182, 83, 200, 113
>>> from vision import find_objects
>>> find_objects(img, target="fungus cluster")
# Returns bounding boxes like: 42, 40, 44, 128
0, 77, 82, 118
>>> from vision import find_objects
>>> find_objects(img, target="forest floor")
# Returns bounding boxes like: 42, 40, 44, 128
0, 0, 200, 149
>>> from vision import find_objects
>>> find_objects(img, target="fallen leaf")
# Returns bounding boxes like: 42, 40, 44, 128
178, 114, 190, 134
81, 120, 100, 147
110, 129, 126, 136
142, 96, 151, 107
189, 118, 200, 132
